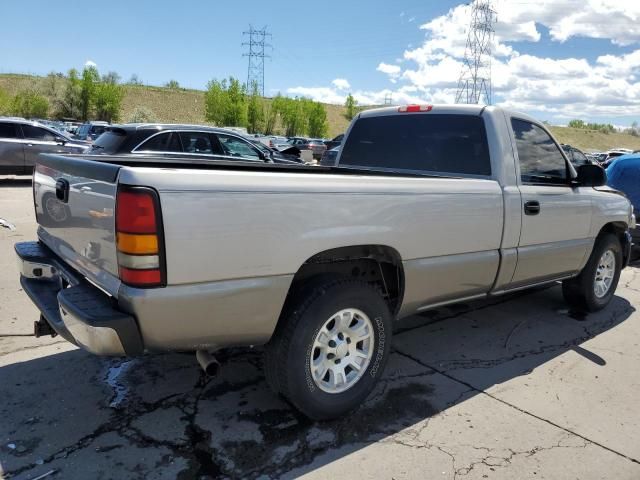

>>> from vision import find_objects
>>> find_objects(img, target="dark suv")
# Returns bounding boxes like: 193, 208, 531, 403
89, 124, 302, 164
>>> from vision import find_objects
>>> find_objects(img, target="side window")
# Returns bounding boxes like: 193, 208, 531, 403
340, 114, 491, 176
179, 132, 220, 154
217, 134, 261, 159
137, 132, 182, 152
572, 149, 589, 166
0, 123, 20, 139
511, 119, 567, 184
22, 125, 58, 142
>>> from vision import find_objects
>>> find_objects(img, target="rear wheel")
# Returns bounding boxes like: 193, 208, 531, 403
562, 233, 622, 312
264, 279, 392, 420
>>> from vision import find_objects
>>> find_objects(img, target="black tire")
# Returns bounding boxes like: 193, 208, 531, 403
264, 279, 392, 420
562, 233, 622, 312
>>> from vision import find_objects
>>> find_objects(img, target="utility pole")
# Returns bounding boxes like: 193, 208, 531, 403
242, 25, 272, 96
455, 0, 496, 105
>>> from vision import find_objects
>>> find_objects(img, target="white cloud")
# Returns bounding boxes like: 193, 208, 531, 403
331, 78, 351, 90
377, 63, 401, 76
286, 0, 640, 123
84, 60, 97, 68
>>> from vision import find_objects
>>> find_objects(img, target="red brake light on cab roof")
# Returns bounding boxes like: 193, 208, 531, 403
398, 104, 433, 113
115, 186, 166, 288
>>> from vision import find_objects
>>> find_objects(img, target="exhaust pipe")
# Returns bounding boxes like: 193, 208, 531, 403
196, 350, 220, 377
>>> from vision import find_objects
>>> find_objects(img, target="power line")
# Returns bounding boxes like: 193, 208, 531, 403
456, 0, 496, 105
242, 25, 272, 96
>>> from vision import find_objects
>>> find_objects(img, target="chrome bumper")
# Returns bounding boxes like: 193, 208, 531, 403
15, 241, 144, 356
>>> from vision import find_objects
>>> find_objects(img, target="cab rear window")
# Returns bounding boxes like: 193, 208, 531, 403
340, 114, 491, 176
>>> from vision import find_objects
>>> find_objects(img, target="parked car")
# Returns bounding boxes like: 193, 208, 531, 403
74, 121, 110, 142
0, 118, 90, 174
601, 150, 632, 168
288, 137, 327, 159
320, 146, 340, 165
606, 153, 640, 254
88, 124, 303, 164
561, 144, 592, 167
16, 104, 633, 421
324, 134, 344, 151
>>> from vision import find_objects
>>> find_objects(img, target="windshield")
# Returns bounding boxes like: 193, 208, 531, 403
252, 141, 271, 154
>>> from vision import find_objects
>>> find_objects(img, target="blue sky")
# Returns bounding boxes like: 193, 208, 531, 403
2, 0, 639, 125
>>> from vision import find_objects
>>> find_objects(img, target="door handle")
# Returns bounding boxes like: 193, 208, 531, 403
524, 200, 540, 215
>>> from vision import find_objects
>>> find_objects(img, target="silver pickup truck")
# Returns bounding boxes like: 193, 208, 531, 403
16, 105, 634, 420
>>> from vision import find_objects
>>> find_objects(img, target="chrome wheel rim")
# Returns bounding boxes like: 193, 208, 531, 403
45, 196, 67, 222
310, 308, 374, 394
594, 249, 615, 298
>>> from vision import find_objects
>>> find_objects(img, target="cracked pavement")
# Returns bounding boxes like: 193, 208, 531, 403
1, 179, 640, 479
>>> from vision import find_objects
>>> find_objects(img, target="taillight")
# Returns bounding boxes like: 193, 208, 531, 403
398, 104, 433, 113
115, 186, 166, 288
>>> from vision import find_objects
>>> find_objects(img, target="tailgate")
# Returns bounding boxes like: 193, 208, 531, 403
34, 154, 122, 296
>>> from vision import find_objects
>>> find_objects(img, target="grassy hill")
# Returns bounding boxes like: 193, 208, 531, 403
0, 73, 351, 137
2, 73, 639, 150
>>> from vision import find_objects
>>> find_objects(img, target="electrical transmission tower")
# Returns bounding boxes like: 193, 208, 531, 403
242, 25, 272, 96
455, 0, 496, 105
384, 93, 393, 105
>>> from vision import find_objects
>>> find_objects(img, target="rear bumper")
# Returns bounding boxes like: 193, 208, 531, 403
15, 241, 143, 356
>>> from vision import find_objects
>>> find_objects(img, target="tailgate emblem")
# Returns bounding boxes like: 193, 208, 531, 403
55, 179, 70, 203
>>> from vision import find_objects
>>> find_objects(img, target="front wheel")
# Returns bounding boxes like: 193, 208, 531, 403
264, 279, 392, 420
562, 233, 622, 312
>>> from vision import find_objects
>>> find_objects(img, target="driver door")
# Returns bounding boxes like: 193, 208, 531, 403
510, 118, 592, 286
21, 124, 68, 170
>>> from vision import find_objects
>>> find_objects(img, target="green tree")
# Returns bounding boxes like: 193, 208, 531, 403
94, 81, 124, 122
128, 106, 158, 123
45, 72, 60, 99
276, 96, 306, 137
102, 71, 121, 84
263, 97, 279, 135
247, 82, 264, 134
223, 77, 247, 127
307, 102, 328, 138
127, 74, 143, 85
344, 93, 357, 120
568, 119, 586, 129
204, 79, 229, 125
165, 79, 180, 89
56, 68, 82, 119
12, 90, 49, 118
80, 66, 100, 120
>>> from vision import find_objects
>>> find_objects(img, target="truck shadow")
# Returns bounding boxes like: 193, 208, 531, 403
0, 285, 634, 479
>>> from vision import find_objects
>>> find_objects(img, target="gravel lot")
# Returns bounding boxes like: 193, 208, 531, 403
1, 177, 639, 479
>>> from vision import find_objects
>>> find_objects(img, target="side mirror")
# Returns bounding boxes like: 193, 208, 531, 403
576, 164, 607, 187
56, 137, 67, 145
